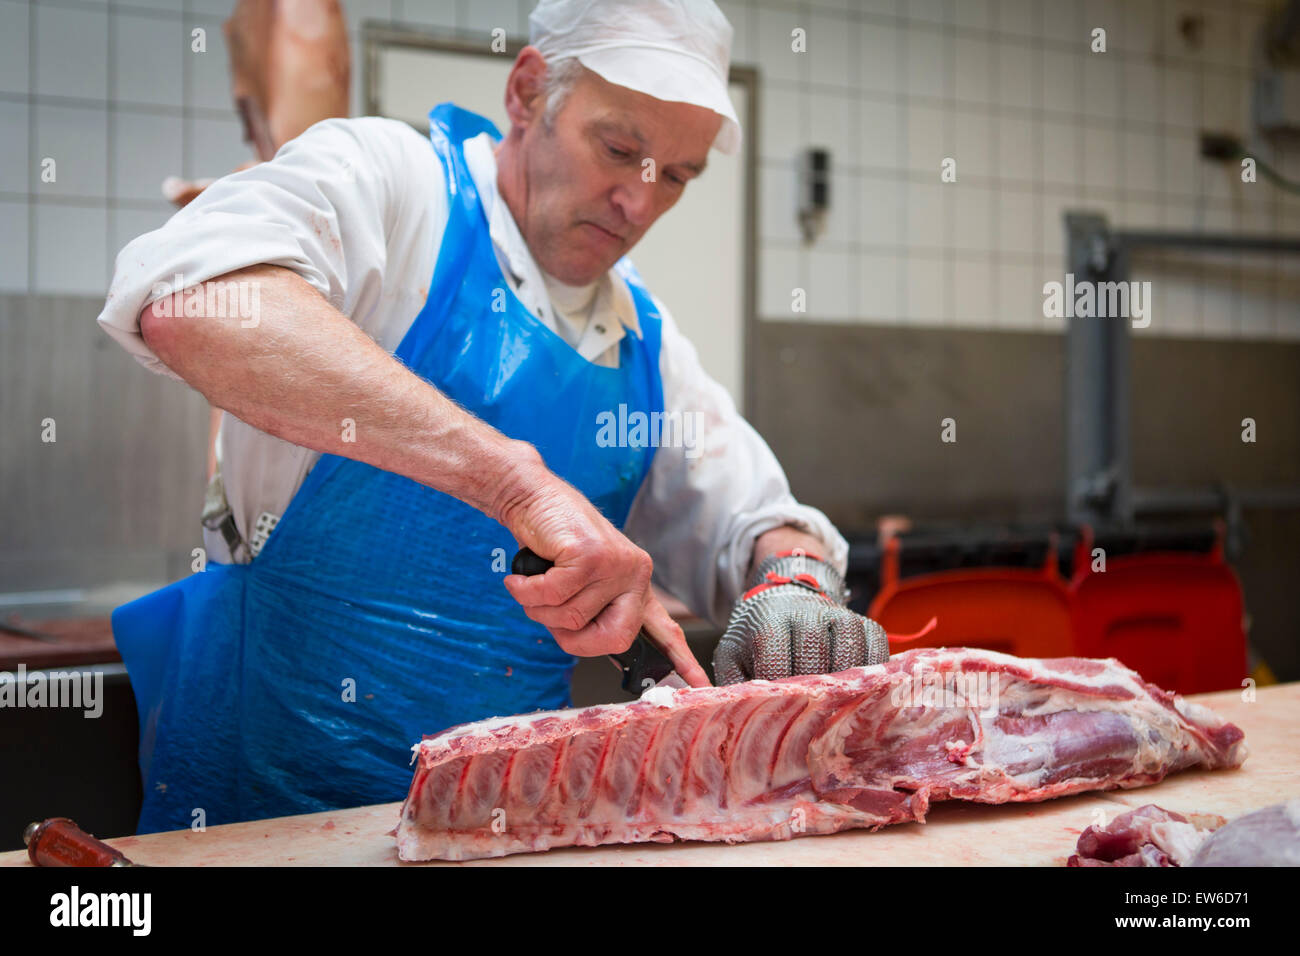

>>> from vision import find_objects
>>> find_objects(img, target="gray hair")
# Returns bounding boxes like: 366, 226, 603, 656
541, 57, 584, 128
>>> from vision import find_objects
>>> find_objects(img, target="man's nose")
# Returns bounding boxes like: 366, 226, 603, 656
611, 176, 658, 229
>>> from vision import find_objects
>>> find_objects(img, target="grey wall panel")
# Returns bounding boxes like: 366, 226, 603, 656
752, 322, 1066, 530
0, 293, 208, 593
752, 321, 1300, 530
1129, 337, 1300, 487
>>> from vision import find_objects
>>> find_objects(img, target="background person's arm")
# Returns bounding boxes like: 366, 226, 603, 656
138, 265, 707, 685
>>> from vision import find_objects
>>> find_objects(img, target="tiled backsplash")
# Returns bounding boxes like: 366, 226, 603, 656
3, 0, 1297, 338
733, 0, 1300, 338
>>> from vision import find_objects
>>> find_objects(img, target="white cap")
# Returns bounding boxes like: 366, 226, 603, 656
528, 0, 741, 155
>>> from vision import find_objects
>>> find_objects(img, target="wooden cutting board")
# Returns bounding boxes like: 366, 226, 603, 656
4, 683, 1295, 867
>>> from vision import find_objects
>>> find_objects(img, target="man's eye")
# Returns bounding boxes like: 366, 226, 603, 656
604, 143, 631, 160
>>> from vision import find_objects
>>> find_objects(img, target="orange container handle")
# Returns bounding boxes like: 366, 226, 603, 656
880, 535, 901, 589
887, 616, 938, 647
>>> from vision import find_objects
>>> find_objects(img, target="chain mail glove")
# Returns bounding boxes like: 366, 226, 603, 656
713, 550, 889, 685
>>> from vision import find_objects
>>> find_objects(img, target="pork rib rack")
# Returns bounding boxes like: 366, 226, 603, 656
395, 647, 1247, 861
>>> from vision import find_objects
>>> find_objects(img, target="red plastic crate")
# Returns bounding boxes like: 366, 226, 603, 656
1068, 526, 1247, 695
867, 535, 1073, 658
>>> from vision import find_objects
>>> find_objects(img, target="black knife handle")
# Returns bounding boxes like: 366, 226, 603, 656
510, 548, 674, 693
510, 547, 554, 577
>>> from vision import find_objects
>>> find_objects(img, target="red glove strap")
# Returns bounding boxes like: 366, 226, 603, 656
741, 572, 835, 603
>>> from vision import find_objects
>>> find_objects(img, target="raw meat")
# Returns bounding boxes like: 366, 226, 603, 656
1070, 799, 1300, 866
1067, 804, 1226, 867
395, 647, 1247, 861
1190, 799, 1300, 866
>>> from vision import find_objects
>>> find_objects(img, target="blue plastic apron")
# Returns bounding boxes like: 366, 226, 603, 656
113, 103, 664, 833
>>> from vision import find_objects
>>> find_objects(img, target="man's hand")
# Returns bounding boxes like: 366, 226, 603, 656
496, 458, 710, 688
713, 550, 888, 685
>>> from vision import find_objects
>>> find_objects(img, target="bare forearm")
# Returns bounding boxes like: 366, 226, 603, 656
140, 265, 541, 520
748, 526, 835, 579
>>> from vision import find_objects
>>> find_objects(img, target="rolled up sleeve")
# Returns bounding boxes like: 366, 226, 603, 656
624, 302, 848, 628
95, 116, 433, 379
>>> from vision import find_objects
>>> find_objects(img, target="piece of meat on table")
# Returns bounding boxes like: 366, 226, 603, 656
1068, 804, 1226, 867
1190, 799, 1300, 866
395, 646, 1247, 862
1070, 799, 1300, 866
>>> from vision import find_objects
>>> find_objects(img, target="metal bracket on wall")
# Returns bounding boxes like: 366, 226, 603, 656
1063, 211, 1300, 549
1064, 212, 1131, 527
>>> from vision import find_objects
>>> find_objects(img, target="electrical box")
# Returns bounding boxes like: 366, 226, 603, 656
1255, 66, 1300, 134
798, 147, 830, 242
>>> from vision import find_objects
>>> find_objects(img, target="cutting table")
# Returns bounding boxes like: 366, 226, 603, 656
4, 683, 1296, 867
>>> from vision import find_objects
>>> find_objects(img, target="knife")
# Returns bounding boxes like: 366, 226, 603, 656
511, 548, 679, 693
24, 818, 141, 867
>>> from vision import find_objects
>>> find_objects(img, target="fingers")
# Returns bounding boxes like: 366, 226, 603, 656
501, 534, 654, 653
538, 587, 646, 659
750, 604, 796, 681
789, 604, 831, 676
828, 609, 868, 672
504, 571, 622, 633
750, 602, 874, 681
712, 632, 751, 686
502, 557, 596, 608
640, 597, 711, 688
863, 616, 890, 665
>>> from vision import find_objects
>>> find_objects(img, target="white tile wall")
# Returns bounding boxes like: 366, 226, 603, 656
858, 172, 902, 245
905, 252, 948, 323
185, 15, 236, 111
35, 3, 109, 102
34, 203, 108, 295
807, 248, 856, 320
0, 100, 27, 194
857, 250, 900, 321
184, 114, 249, 179
35, 104, 110, 200
743, 0, 1300, 340
0, 0, 474, 295
857, 20, 900, 95
748, 0, 1299, 340
1, 0, 1295, 344
114, 112, 184, 202
0, 201, 29, 289
113, 13, 185, 109
0, 1, 29, 96
808, 11, 854, 88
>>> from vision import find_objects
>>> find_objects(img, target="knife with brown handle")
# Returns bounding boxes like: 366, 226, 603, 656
24, 818, 141, 867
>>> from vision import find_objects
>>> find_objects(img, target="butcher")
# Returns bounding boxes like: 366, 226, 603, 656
96, 0, 887, 833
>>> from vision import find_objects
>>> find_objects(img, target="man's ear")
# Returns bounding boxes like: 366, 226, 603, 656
503, 46, 549, 130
